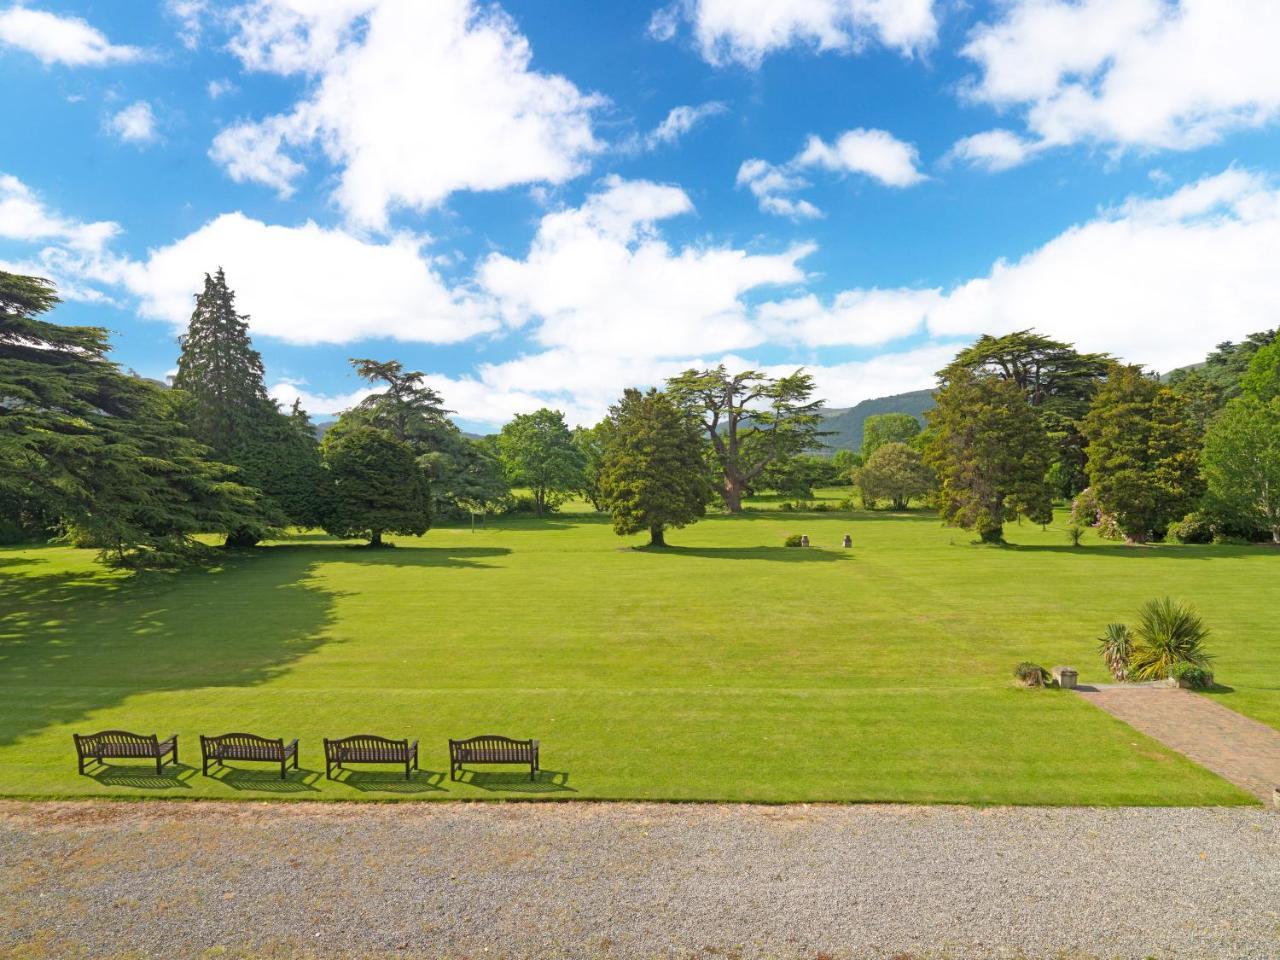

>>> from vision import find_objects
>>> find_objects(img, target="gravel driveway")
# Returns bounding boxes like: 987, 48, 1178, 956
1, 800, 1276, 959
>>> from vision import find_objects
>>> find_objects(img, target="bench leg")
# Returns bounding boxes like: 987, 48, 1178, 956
280, 760, 286, 780
530, 762, 536, 782
404, 761, 410, 781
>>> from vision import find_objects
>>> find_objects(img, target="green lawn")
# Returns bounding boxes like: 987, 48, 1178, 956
0, 493, 1274, 804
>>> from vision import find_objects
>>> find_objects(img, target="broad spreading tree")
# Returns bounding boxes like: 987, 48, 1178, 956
1202, 397, 1280, 543
943, 331, 1110, 496
1080, 366, 1202, 543
860, 413, 921, 457
855, 442, 934, 510
0, 270, 263, 566
173, 268, 322, 541
599, 388, 712, 547
320, 426, 430, 547
497, 408, 584, 515
667, 365, 824, 512
924, 368, 1054, 543
573, 423, 609, 511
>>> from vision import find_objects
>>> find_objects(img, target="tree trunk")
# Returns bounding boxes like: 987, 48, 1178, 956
370, 529, 383, 547
722, 475, 743, 513
649, 525, 666, 547
1273, 526, 1280, 545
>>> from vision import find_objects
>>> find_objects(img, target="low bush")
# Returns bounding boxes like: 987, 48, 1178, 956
1066, 523, 1085, 547
1169, 662, 1214, 689
1167, 511, 1213, 544
1013, 661, 1049, 687
1097, 623, 1133, 681
783, 533, 804, 547
812, 502, 832, 512
1127, 597, 1213, 681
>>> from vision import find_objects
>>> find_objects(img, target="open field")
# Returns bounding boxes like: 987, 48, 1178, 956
0, 493, 1276, 804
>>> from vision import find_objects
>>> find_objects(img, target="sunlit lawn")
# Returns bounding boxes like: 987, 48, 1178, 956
0, 490, 1273, 804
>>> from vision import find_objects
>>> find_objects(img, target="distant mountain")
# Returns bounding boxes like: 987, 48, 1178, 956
814, 388, 934, 454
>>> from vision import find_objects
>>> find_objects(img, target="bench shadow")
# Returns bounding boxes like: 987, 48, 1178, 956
456, 769, 574, 794
209, 766, 322, 792
330, 769, 446, 793
657, 545, 845, 563
85, 762, 197, 790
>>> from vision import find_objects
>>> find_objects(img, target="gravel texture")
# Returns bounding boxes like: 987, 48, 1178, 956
1, 800, 1277, 960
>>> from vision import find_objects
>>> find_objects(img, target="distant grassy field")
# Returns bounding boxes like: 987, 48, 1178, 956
0, 490, 1274, 804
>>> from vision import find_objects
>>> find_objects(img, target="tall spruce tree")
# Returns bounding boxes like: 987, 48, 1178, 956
1080, 366, 1203, 543
924, 368, 1054, 543
0, 269, 264, 566
599, 388, 712, 547
173, 269, 321, 541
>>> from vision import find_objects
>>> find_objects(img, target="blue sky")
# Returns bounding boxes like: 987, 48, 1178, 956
2, 0, 1279, 429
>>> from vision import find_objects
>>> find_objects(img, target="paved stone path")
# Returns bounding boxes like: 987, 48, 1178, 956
1077, 685, 1280, 804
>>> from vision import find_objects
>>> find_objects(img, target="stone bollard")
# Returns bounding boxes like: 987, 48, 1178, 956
842, 534, 852, 548
800, 535, 810, 547
1051, 666, 1078, 690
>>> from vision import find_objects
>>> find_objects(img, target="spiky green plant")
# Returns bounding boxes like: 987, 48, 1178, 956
1097, 622, 1133, 681
1127, 598, 1213, 682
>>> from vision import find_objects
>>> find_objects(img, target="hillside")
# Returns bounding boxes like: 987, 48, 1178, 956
815, 388, 934, 453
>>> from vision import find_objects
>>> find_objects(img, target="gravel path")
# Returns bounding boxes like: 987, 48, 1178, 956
1, 800, 1276, 960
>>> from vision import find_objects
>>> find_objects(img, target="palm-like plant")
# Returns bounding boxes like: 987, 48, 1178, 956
1127, 598, 1213, 682
1097, 622, 1133, 681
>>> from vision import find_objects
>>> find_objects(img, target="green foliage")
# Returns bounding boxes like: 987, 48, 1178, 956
1169, 662, 1214, 689
861, 412, 921, 457
497, 408, 584, 515
1081, 366, 1203, 543
573, 423, 608, 510
1167, 371, 1227, 436
1201, 397, 1280, 545
1127, 598, 1213, 682
668, 365, 825, 512
1240, 335, 1280, 402
925, 368, 1053, 543
813, 389, 932, 455
855, 441, 934, 510
320, 426, 430, 546
1168, 328, 1279, 400
172, 269, 319, 537
599, 388, 712, 546
1097, 623, 1133, 681
1066, 523, 1085, 547
1014, 662, 1049, 687
783, 533, 805, 547
830, 448, 862, 475
1166, 512, 1213, 544
0, 269, 267, 567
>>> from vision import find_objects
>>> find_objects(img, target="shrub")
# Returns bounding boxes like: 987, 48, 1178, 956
784, 533, 804, 547
1014, 662, 1049, 687
1167, 511, 1213, 544
1097, 623, 1133, 681
837, 498, 856, 511
1169, 662, 1214, 689
1066, 523, 1085, 547
812, 502, 832, 512
1128, 597, 1213, 681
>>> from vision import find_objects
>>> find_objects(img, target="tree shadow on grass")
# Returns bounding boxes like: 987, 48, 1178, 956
455, 769, 574, 794
999, 543, 1280, 561
656, 545, 847, 563
333, 769, 447, 793
83, 762, 197, 791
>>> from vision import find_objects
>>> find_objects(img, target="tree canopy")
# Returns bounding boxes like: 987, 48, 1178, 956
1202, 396, 1280, 544
599, 388, 712, 546
497, 408, 584, 515
855, 442, 934, 510
860, 412, 921, 457
667, 365, 824, 512
320, 425, 430, 547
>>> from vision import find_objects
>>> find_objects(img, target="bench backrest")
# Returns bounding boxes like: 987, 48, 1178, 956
450, 735, 534, 760
324, 734, 409, 761
202, 733, 285, 759
74, 731, 158, 756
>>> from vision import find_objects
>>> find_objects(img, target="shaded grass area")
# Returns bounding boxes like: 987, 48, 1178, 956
0, 494, 1273, 804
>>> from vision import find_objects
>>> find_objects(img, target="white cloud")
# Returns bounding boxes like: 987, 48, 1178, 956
654, 0, 937, 67
479, 175, 813, 357
216, 0, 604, 227
105, 101, 158, 145
641, 101, 728, 151
738, 128, 924, 216
796, 129, 926, 187
206, 78, 236, 99
962, 0, 1280, 155
166, 0, 209, 50
121, 212, 495, 345
0, 174, 119, 252
947, 129, 1041, 172
0, 6, 142, 65
758, 288, 941, 347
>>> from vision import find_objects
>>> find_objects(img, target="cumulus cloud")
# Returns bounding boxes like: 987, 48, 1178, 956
635, 101, 728, 152
214, 0, 604, 227
738, 128, 924, 216
652, 0, 937, 67
0, 174, 120, 252
479, 174, 813, 357
0, 6, 142, 65
105, 101, 158, 145
947, 129, 1041, 172
962, 0, 1280, 156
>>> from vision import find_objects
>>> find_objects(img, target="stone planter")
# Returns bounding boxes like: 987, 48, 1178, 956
1051, 666, 1078, 690
1175, 674, 1213, 689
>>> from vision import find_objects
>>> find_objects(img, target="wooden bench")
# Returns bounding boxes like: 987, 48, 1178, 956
449, 735, 539, 782
73, 731, 178, 775
324, 735, 418, 780
200, 732, 299, 779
